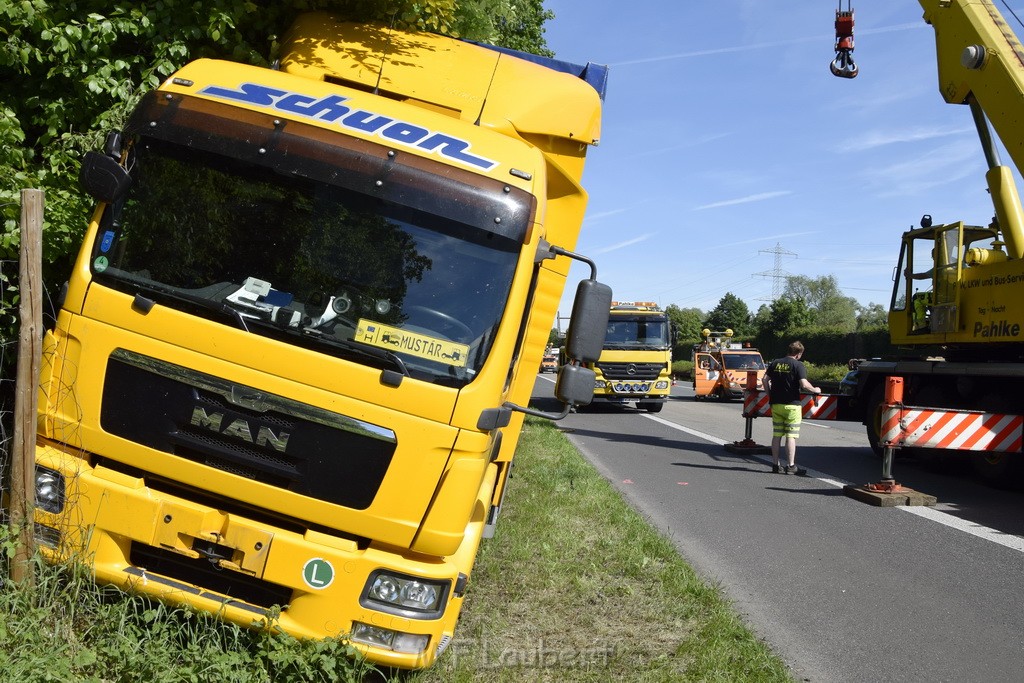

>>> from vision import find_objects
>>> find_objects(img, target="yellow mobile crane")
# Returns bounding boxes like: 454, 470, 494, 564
842, 0, 1024, 485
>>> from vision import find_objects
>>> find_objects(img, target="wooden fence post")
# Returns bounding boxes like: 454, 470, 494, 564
11, 188, 43, 586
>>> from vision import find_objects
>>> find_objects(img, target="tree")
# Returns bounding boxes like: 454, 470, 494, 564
762, 295, 813, 335
665, 304, 703, 361
489, 0, 556, 56
856, 302, 888, 331
782, 275, 858, 333
703, 292, 751, 336
751, 303, 771, 333
665, 304, 703, 343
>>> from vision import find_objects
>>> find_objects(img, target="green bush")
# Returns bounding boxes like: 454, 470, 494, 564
753, 328, 894, 366
805, 362, 850, 384
672, 360, 693, 380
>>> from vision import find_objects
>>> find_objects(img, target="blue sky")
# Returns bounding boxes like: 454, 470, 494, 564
541, 0, 1024, 321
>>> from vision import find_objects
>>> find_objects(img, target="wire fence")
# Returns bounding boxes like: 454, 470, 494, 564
1, 257, 17, 509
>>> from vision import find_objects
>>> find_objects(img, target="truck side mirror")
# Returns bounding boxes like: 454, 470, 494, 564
554, 364, 596, 406
80, 151, 131, 203
493, 245, 611, 424
563, 279, 612, 363
550, 278, 610, 406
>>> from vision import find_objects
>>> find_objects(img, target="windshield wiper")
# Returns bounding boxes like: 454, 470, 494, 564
120, 277, 251, 331
301, 330, 410, 377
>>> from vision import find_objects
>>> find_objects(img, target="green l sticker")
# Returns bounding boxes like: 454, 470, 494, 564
302, 558, 335, 589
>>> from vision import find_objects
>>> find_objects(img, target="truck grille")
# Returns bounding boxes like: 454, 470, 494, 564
129, 543, 291, 612
595, 361, 664, 381
101, 349, 396, 510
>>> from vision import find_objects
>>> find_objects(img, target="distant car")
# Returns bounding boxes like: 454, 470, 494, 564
839, 358, 865, 396
540, 354, 558, 373
839, 370, 858, 396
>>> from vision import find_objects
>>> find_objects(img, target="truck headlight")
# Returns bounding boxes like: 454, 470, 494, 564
655, 381, 669, 389
34, 523, 62, 549
594, 380, 606, 389
351, 622, 430, 655
362, 570, 447, 617
35, 467, 65, 514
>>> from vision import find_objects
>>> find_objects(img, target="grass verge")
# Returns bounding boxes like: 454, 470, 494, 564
406, 418, 792, 682
0, 418, 792, 681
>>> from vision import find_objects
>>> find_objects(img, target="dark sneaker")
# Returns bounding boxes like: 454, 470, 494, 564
772, 464, 781, 474
784, 465, 808, 476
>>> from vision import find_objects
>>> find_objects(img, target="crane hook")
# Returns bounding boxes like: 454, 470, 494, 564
831, 2, 858, 78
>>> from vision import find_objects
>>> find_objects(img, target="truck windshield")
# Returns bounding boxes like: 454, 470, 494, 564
721, 354, 764, 371
602, 315, 670, 349
89, 92, 534, 387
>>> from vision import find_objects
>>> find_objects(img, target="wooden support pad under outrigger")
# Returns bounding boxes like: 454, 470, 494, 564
845, 377, 936, 507
843, 482, 937, 507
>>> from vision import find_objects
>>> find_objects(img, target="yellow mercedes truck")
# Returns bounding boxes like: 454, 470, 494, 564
32, 14, 611, 669
585, 302, 674, 413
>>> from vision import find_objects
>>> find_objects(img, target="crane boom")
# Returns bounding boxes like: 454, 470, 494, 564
921, 0, 1024, 258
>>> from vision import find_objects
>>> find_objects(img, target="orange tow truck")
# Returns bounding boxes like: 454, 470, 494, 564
692, 329, 765, 400
540, 348, 558, 373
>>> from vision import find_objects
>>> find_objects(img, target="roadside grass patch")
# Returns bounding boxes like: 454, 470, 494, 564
408, 418, 792, 682
0, 538, 375, 682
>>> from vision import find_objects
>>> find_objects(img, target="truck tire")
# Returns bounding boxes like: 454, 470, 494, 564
639, 401, 663, 413
970, 451, 1024, 489
970, 392, 1024, 488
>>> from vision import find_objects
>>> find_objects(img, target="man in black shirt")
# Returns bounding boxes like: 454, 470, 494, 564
762, 340, 821, 475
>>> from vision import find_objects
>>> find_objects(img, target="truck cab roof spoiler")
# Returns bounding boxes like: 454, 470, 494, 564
463, 41, 610, 101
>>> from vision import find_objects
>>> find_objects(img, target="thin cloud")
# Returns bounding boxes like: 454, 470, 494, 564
832, 125, 975, 153
583, 207, 630, 222
593, 233, 655, 254
695, 190, 792, 210
612, 23, 922, 67
719, 231, 818, 248
628, 133, 731, 160
868, 139, 982, 196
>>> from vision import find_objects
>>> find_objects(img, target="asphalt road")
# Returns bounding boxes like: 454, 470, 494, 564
532, 375, 1024, 683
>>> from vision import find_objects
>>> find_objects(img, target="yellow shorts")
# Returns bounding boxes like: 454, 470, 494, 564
771, 404, 802, 439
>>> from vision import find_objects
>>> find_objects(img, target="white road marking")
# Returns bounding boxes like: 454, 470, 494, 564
640, 413, 1024, 554
538, 377, 1024, 553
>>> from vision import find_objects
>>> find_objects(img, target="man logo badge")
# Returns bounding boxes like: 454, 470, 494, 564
190, 407, 290, 453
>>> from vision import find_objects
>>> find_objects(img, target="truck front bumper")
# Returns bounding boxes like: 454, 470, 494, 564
33, 440, 466, 669
593, 378, 671, 401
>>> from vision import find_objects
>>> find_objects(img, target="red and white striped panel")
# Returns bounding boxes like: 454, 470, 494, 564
802, 394, 837, 420
881, 406, 1024, 452
741, 391, 837, 420
743, 390, 771, 418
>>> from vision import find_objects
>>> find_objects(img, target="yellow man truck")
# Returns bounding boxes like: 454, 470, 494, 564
845, 0, 1024, 486
33, 14, 611, 668
584, 301, 674, 412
